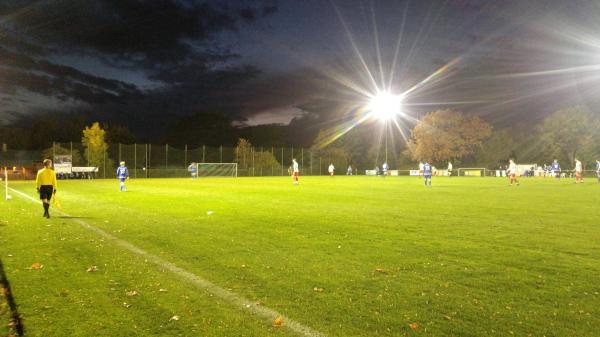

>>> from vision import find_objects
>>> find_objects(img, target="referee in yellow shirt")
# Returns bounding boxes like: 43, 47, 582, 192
36, 159, 57, 218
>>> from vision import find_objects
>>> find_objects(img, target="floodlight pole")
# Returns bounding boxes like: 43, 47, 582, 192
384, 122, 388, 164
134, 143, 137, 179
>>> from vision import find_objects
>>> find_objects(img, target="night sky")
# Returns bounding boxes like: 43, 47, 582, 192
1, 0, 600, 134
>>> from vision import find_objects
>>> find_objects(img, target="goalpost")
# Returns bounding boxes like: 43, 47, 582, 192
457, 168, 487, 177
196, 163, 238, 177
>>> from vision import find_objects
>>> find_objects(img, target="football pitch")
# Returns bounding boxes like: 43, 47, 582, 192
1, 176, 600, 337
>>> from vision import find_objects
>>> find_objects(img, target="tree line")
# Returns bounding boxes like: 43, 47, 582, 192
310, 105, 600, 170
2, 105, 599, 170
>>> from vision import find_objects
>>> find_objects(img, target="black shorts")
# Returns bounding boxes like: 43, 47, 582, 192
39, 185, 54, 200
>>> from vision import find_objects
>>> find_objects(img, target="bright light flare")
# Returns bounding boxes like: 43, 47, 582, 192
368, 92, 403, 121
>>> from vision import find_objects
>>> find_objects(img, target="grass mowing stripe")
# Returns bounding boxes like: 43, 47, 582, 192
8, 187, 325, 337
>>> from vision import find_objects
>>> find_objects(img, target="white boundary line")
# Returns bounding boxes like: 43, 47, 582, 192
9, 187, 325, 337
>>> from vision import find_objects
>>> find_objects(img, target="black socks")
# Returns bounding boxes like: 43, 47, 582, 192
43, 202, 49, 218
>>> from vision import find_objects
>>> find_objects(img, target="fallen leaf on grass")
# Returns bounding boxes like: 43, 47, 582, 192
29, 262, 43, 270
374, 268, 387, 274
126, 290, 138, 297
272, 316, 284, 327
86, 266, 98, 272
170, 315, 180, 321
122, 302, 131, 308
313, 287, 324, 292
409, 322, 419, 330
159, 289, 168, 292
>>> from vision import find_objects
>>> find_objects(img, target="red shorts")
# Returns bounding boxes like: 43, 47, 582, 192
293, 172, 299, 177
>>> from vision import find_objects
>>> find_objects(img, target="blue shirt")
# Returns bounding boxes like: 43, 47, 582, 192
117, 166, 129, 179
188, 164, 197, 173
423, 163, 432, 175
552, 162, 560, 171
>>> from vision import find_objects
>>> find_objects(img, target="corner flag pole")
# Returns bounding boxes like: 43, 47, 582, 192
4, 169, 9, 200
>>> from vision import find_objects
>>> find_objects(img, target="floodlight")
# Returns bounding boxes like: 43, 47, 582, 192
368, 92, 403, 121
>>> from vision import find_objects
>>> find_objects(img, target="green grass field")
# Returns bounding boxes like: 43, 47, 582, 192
1, 176, 600, 336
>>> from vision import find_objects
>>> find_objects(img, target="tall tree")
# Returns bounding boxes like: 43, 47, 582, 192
311, 130, 353, 171
408, 109, 492, 164
234, 138, 280, 176
474, 128, 517, 168
234, 138, 253, 170
536, 105, 600, 166
105, 124, 136, 144
82, 122, 110, 170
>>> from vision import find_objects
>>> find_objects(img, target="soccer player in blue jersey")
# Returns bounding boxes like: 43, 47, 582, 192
188, 162, 198, 179
551, 159, 561, 180
423, 162, 432, 186
117, 161, 129, 192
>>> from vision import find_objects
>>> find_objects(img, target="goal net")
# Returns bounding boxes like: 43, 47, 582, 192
197, 163, 237, 177
457, 168, 487, 177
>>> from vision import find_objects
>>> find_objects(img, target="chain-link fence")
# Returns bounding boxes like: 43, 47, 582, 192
0, 142, 363, 179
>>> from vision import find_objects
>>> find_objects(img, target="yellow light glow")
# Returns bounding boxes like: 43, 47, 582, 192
368, 91, 403, 121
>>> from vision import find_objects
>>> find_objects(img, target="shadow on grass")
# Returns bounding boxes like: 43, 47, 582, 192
0, 259, 25, 336
57, 216, 94, 219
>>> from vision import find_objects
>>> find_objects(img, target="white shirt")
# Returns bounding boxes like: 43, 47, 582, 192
509, 162, 517, 174
575, 160, 582, 172
328, 164, 334, 173
293, 161, 299, 173
419, 163, 424, 170
447, 162, 453, 170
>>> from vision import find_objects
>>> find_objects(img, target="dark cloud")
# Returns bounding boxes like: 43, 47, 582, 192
0, 0, 278, 130
0, 45, 141, 104
0, 1, 278, 68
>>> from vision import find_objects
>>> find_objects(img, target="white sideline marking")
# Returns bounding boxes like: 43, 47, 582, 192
9, 187, 325, 337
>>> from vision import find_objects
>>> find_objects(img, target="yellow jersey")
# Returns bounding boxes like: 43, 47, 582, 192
36, 168, 57, 190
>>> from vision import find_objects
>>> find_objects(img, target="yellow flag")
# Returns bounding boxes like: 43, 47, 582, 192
53, 196, 62, 210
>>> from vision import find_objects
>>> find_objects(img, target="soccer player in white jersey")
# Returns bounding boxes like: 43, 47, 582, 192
596, 159, 600, 183
418, 161, 424, 176
574, 158, 583, 183
292, 158, 299, 185
328, 163, 335, 177
508, 159, 519, 186
447, 161, 453, 177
